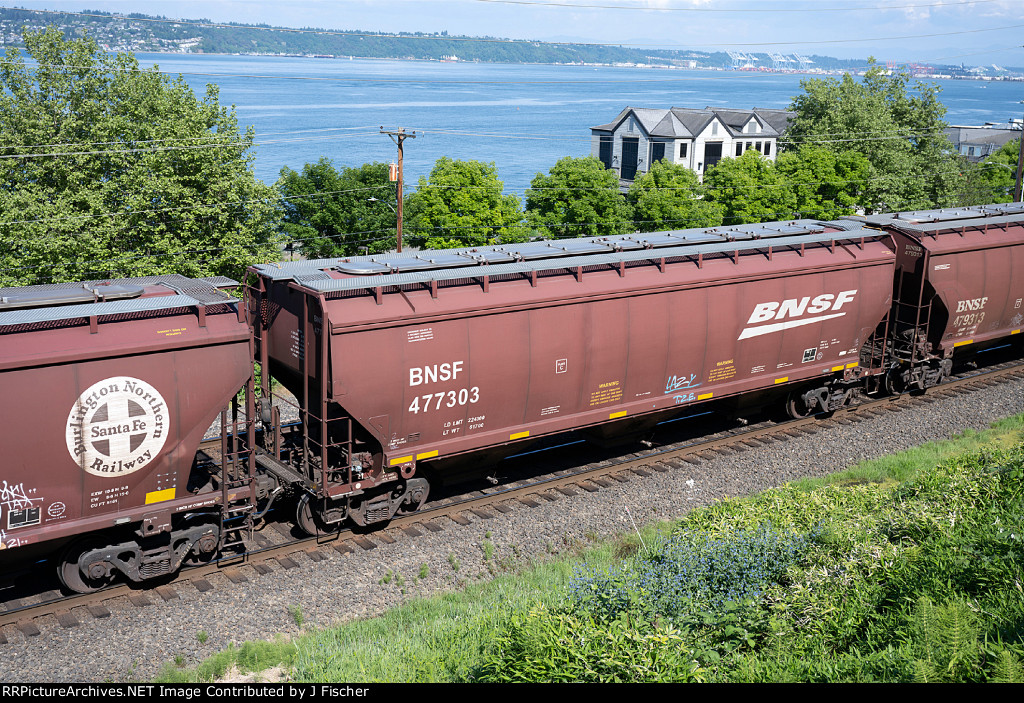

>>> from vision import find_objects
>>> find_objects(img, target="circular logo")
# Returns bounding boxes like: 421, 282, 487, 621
66, 377, 169, 477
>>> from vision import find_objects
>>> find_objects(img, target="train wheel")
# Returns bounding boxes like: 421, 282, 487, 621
396, 478, 430, 516
295, 494, 319, 536
183, 526, 221, 565
785, 391, 813, 419
57, 539, 114, 594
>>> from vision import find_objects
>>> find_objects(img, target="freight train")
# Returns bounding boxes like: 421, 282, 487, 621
2, 201, 1022, 593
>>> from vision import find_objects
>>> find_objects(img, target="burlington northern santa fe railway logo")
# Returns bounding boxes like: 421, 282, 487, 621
738, 290, 858, 341
65, 376, 169, 477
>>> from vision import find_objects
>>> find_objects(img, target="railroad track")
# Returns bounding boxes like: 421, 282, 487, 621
3, 355, 1024, 641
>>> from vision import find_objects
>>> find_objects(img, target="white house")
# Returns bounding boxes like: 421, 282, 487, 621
591, 106, 795, 183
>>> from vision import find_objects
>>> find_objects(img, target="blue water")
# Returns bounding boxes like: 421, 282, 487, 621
139, 54, 1024, 197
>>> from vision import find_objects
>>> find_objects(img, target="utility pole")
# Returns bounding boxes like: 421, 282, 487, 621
1014, 96, 1024, 203
1014, 111, 1023, 203
380, 127, 416, 252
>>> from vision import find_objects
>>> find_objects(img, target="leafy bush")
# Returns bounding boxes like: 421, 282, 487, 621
475, 604, 704, 683
568, 524, 811, 623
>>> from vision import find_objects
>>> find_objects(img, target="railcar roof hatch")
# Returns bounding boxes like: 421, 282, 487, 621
0, 283, 144, 311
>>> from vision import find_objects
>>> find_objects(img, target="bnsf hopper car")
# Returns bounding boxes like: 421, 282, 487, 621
856, 202, 1024, 392
0, 275, 261, 592
4, 203, 1024, 593
247, 218, 898, 532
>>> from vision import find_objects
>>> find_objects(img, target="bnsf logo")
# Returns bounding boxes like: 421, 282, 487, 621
956, 297, 988, 312
747, 290, 858, 324
409, 360, 464, 386
739, 290, 857, 340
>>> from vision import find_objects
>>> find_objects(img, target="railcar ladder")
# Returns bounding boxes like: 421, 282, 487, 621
219, 386, 257, 556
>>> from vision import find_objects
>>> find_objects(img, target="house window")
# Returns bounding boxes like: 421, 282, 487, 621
679, 142, 688, 158
755, 141, 762, 153
735, 142, 743, 157
764, 141, 772, 156
746, 141, 752, 151
652, 142, 665, 164
712, 122, 719, 136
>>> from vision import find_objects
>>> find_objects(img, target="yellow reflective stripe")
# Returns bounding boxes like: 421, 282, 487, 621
609, 411, 627, 419
510, 431, 530, 440
774, 377, 789, 384
954, 339, 973, 348
846, 362, 859, 369
831, 365, 845, 372
389, 455, 413, 466
145, 488, 175, 505
697, 392, 713, 400
416, 450, 438, 461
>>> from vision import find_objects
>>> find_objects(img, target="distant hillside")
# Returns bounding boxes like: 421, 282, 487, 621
0, 6, 870, 71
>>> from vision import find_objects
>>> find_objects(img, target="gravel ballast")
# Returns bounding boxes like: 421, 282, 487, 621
2, 377, 1023, 683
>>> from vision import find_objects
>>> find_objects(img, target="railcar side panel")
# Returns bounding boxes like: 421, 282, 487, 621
248, 229, 898, 471
864, 204, 1024, 354
0, 278, 251, 554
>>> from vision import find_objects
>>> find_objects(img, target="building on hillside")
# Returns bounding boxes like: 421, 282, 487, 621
590, 106, 795, 184
944, 119, 1022, 161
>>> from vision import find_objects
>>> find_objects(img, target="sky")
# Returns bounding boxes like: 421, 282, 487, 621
5, 0, 1024, 66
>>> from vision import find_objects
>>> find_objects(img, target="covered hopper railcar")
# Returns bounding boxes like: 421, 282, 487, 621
6, 202, 1024, 594
248, 219, 899, 532
0, 275, 260, 592
855, 202, 1024, 393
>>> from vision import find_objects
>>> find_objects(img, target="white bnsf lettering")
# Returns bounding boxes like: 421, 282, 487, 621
956, 297, 989, 313
409, 360, 464, 387
739, 290, 857, 341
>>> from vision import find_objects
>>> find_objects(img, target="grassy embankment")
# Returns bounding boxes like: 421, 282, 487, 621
159, 416, 1024, 683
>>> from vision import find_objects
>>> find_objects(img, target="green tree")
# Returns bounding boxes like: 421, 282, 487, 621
405, 157, 524, 250
0, 27, 281, 286
775, 147, 874, 220
525, 156, 633, 238
963, 138, 1021, 205
703, 151, 798, 225
627, 160, 724, 232
278, 159, 397, 259
784, 59, 963, 212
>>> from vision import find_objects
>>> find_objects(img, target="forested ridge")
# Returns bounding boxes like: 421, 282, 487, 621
0, 6, 866, 69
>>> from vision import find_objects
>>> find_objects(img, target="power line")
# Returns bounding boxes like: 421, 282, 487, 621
0, 160, 1006, 232
12, 190, 1019, 281
1, 58, 740, 85
8, 55, 1013, 88
0, 121, 966, 160
0, 61, 778, 86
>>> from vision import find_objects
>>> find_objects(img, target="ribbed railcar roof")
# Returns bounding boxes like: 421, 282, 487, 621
0, 274, 237, 327
254, 220, 886, 290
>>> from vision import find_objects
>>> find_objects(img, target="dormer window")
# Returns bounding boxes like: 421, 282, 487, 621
712, 122, 719, 136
